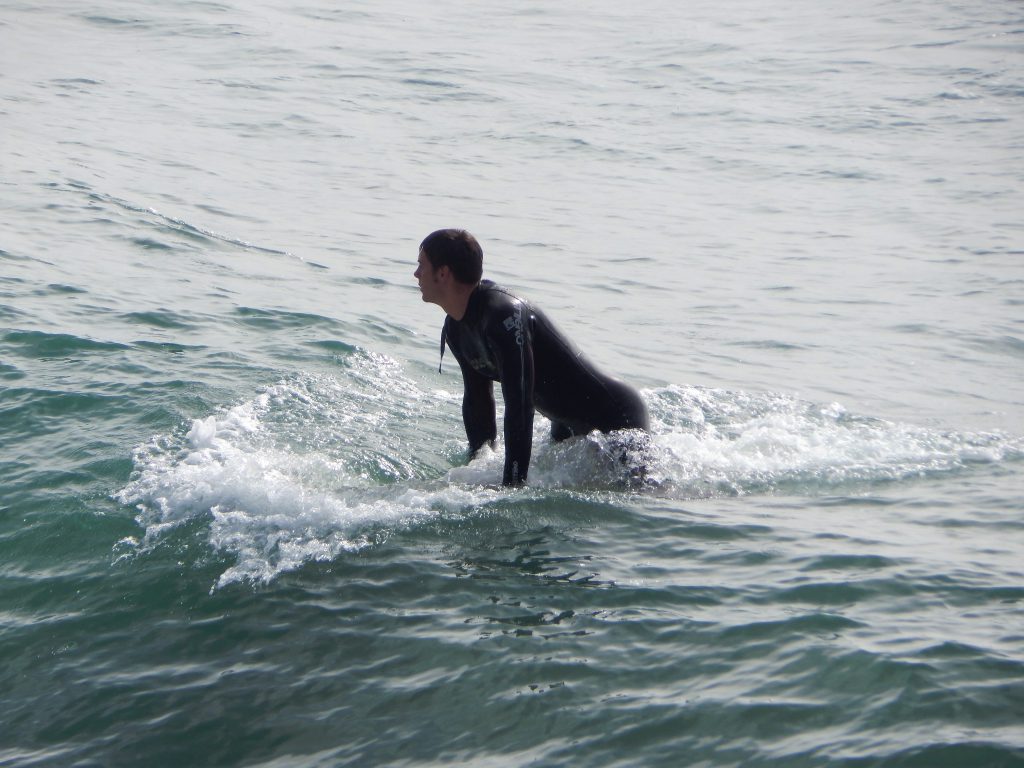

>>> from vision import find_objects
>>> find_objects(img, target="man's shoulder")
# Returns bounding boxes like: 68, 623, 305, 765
478, 280, 525, 310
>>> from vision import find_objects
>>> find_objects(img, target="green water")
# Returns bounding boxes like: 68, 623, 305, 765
3, 0, 1024, 765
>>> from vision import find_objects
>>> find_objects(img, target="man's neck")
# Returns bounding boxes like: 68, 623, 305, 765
441, 281, 478, 321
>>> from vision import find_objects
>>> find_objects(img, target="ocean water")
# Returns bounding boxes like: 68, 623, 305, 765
2, 0, 1023, 765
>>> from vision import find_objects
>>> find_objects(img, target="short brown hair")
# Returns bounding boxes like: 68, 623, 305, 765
420, 229, 483, 285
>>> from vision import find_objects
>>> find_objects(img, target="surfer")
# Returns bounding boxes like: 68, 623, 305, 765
415, 228, 649, 486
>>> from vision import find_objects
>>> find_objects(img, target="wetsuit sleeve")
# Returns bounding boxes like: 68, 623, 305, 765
452, 346, 497, 457
487, 303, 535, 486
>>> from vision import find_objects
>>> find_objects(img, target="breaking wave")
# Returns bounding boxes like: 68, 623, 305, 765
115, 351, 1021, 587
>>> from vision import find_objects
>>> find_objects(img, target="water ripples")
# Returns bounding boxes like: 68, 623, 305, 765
2, 0, 1023, 765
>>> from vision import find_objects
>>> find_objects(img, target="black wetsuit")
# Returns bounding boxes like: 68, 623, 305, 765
441, 280, 649, 486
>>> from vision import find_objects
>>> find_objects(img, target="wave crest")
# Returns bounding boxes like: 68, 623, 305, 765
115, 354, 1021, 587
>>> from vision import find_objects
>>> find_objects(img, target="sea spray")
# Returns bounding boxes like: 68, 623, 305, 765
116, 356, 1020, 587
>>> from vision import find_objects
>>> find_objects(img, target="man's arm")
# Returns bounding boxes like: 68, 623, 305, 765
455, 353, 497, 457
492, 302, 535, 486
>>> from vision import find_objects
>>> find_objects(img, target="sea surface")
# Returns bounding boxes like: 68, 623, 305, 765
2, 1, 1023, 765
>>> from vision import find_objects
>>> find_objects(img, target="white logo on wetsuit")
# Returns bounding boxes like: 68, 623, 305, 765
503, 303, 525, 346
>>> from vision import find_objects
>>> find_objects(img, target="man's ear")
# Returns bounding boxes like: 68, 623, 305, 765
436, 264, 451, 282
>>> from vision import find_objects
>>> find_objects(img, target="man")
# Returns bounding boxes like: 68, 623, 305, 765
415, 228, 649, 486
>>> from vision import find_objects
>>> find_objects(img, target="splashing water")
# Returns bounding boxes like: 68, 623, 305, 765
115, 352, 1020, 588
644, 386, 1018, 496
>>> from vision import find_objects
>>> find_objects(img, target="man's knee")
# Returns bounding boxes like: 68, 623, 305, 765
550, 421, 576, 442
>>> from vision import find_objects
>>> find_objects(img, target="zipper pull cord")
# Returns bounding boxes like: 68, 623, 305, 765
438, 322, 447, 373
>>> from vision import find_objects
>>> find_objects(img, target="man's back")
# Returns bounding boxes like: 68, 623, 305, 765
442, 281, 648, 483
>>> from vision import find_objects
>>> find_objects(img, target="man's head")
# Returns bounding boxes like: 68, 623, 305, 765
418, 229, 483, 286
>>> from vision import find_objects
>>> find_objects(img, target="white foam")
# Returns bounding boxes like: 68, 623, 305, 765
644, 385, 1019, 494
115, 363, 1021, 588
116, 358, 516, 587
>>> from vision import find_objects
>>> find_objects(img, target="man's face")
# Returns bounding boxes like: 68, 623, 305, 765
414, 249, 440, 304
